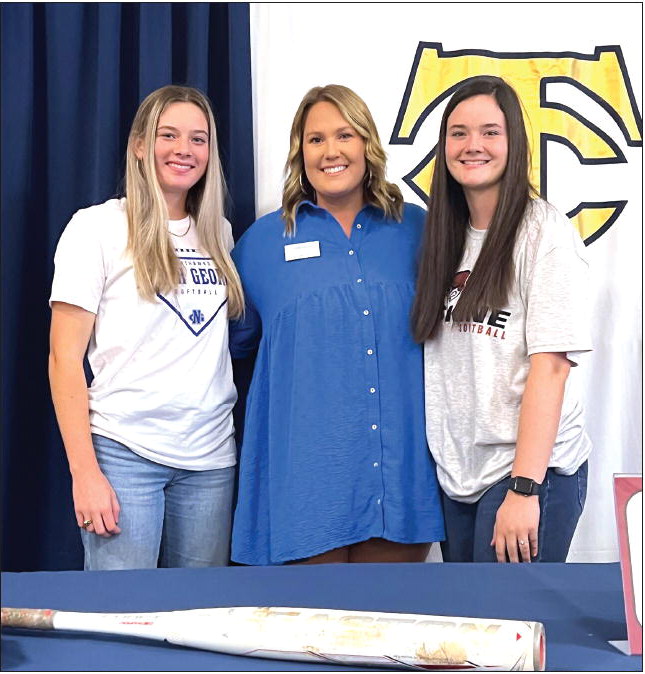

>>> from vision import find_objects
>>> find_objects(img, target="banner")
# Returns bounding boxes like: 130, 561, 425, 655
251, 2, 643, 562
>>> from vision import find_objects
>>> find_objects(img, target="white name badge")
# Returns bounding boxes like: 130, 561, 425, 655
284, 241, 321, 262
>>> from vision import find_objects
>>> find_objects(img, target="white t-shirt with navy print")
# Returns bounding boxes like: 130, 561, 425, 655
50, 198, 236, 470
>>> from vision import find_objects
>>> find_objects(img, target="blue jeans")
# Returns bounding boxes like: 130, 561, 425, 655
81, 434, 235, 570
440, 462, 588, 562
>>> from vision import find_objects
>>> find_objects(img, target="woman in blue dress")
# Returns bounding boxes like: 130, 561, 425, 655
231, 85, 444, 564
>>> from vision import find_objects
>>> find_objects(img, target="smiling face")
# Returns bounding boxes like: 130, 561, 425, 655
149, 102, 210, 206
445, 94, 508, 200
302, 101, 366, 214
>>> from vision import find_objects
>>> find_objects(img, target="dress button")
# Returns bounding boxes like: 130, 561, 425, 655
373, 462, 379, 468
369, 387, 376, 394
371, 424, 378, 430
356, 278, 362, 283
367, 349, 374, 355
349, 250, 355, 256
356, 223, 362, 229
377, 498, 381, 505
363, 309, 370, 316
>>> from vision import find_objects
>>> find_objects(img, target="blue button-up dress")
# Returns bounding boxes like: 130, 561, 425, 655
230, 202, 445, 564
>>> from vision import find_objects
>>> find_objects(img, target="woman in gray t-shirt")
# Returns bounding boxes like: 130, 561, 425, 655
411, 75, 591, 563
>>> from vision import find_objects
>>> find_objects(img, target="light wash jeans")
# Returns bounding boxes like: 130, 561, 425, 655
81, 434, 235, 570
440, 462, 588, 562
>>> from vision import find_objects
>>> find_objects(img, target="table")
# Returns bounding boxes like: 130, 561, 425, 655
1, 563, 641, 671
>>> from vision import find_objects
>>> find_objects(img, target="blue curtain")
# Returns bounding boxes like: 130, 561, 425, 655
1, 3, 255, 571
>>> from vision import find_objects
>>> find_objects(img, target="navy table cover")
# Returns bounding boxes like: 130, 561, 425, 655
1, 562, 641, 671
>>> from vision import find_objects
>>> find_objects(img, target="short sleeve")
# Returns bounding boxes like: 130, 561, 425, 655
524, 209, 592, 365
49, 210, 106, 314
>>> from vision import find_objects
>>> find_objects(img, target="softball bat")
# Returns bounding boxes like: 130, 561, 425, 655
1, 605, 545, 670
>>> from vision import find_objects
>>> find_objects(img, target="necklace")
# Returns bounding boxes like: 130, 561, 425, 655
172, 217, 191, 237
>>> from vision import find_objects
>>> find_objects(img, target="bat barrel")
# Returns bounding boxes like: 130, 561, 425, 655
167, 606, 547, 671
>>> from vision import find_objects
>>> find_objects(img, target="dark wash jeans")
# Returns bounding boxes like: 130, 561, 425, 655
440, 462, 588, 562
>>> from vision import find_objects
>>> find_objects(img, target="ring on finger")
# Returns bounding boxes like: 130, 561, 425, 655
518, 539, 526, 546
82, 519, 93, 528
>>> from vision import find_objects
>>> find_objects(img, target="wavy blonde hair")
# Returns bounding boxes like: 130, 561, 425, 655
282, 84, 403, 236
125, 85, 243, 318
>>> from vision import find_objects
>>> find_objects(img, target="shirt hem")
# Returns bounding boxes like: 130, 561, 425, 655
90, 429, 237, 471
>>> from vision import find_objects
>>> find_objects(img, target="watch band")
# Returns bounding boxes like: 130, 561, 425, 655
508, 475, 541, 496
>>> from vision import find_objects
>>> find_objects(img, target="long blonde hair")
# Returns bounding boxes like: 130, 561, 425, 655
282, 84, 403, 236
125, 85, 243, 318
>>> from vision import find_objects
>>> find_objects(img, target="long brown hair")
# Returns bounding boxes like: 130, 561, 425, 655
282, 84, 403, 235
125, 85, 243, 318
412, 76, 536, 342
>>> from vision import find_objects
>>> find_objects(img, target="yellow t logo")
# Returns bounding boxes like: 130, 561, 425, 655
391, 44, 642, 243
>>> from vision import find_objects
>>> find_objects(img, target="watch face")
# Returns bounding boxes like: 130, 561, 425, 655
515, 477, 532, 492
511, 477, 536, 494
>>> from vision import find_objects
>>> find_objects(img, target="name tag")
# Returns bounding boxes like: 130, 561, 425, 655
284, 241, 321, 261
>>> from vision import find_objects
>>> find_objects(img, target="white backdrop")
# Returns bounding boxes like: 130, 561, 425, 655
249, 2, 643, 562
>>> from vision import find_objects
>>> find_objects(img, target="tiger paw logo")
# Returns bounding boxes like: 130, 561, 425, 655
391, 43, 642, 244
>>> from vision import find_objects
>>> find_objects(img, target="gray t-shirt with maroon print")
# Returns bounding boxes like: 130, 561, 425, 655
424, 199, 592, 503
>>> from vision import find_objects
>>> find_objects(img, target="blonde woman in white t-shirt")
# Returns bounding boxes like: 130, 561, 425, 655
412, 76, 591, 563
49, 85, 244, 569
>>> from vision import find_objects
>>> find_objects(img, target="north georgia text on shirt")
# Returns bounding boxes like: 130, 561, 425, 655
177, 249, 228, 294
